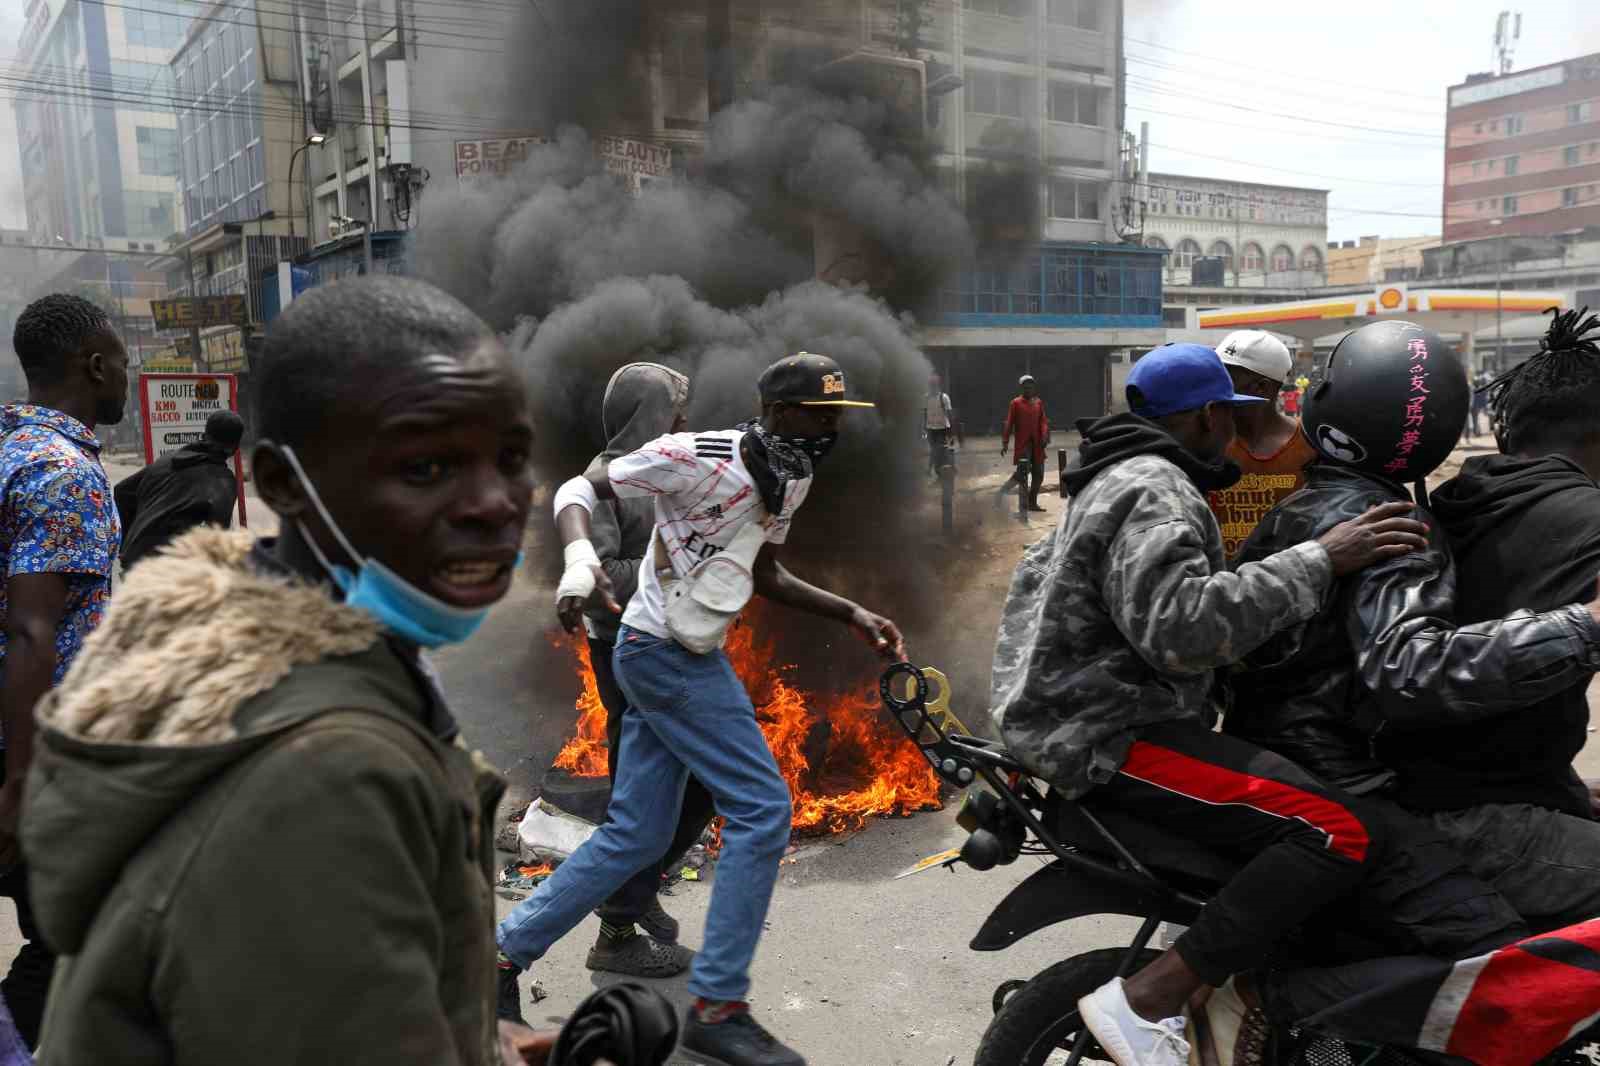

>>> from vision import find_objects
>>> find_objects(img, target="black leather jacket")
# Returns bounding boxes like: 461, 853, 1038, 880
1224, 463, 1600, 795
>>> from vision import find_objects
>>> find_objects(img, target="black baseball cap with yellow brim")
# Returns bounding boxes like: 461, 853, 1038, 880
758, 352, 876, 408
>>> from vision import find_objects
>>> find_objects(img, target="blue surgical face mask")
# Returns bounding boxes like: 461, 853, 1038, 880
280, 445, 514, 648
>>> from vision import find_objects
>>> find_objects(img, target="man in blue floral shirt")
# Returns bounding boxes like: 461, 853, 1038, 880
0, 293, 126, 1046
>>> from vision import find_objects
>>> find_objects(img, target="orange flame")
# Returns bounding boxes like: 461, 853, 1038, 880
555, 617, 941, 834
551, 640, 612, 777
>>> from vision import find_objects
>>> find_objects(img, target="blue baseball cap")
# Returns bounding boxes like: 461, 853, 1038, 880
1126, 343, 1268, 418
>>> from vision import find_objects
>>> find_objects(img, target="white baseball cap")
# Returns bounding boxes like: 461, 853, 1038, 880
1216, 330, 1292, 385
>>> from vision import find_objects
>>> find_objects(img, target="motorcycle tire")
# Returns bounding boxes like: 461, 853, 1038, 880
974, 948, 1159, 1066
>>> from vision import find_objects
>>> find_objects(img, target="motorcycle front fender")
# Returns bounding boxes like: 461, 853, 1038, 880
970, 859, 1202, 952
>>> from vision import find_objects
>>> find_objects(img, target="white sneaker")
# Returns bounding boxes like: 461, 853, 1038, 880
1078, 977, 1191, 1066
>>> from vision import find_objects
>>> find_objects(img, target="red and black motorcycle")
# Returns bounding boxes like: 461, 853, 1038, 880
878, 663, 1600, 1066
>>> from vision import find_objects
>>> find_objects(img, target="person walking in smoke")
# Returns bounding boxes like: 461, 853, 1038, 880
578, 361, 716, 978
0, 294, 128, 1049
502, 352, 905, 1066
114, 409, 244, 570
998, 374, 1049, 511
924, 372, 957, 477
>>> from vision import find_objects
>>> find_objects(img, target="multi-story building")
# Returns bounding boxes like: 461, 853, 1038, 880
1142, 172, 1328, 289
269, 0, 1161, 424
157, 0, 308, 377
899, 0, 1164, 426
1443, 51, 1600, 242
1325, 234, 1440, 286
12, 0, 189, 252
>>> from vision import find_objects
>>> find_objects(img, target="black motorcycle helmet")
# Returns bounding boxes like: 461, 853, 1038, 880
1302, 320, 1469, 484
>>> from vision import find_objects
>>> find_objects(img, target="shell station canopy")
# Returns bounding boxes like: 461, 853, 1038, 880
1197, 286, 1570, 344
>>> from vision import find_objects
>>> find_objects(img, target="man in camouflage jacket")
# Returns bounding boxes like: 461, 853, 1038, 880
989, 344, 1526, 1066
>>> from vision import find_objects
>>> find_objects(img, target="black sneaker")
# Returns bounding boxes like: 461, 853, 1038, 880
586, 930, 694, 978
496, 964, 526, 1026
639, 897, 680, 943
680, 1009, 806, 1066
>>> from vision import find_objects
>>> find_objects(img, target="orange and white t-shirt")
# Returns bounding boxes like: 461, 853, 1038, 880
1207, 424, 1318, 559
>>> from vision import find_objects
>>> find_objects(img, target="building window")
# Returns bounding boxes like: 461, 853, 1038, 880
1173, 238, 1202, 268
136, 126, 177, 176
1565, 187, 1581, 208
968, 0, 1033, 16
1046, 0, 1100, 29
1474, 122, 1483, 133
123, 191, 174, 240
1300, 246, 1322, 272
1489, 120, 1499, 132
1207, 239, 1233, 270
124, 0, 188, 48
1566, 145, 1581, 166
1568, 103, 1593, 124
1270, 244, 1294, 272
1048, 177, 1101, 220
965, 68, 1028, 118
1504, 155, 1519, 176
1487, 158, 1497, 173
1472, 161, 1482, 177
1502, 195, 1518, 215
1144, 236, 1167, 250
1506, 115, 1524, 135
1241, 242, 1264, 272
1048, 82, 1102, 126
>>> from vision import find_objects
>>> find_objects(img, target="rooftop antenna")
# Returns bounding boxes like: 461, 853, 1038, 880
1493, 10, 1521, 75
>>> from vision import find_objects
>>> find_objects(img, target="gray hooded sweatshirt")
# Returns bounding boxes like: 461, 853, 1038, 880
583, 362, 690, 644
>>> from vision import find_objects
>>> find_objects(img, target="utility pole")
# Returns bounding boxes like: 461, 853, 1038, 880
1489, 217, 1504, 372
707, 0, 734, 115
183, 245, 205, 372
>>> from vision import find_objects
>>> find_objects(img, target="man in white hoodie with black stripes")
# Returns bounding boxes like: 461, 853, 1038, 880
499, 352, 904, 1066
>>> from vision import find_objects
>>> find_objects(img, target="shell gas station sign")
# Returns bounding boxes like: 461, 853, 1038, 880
1197, 286, 1569, 342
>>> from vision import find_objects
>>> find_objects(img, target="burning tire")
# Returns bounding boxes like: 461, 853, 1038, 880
974, 948, 1159, 1066
538, 767, 612, 825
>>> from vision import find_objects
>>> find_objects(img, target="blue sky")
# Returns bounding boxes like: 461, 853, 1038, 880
1125, 0, 1600, 242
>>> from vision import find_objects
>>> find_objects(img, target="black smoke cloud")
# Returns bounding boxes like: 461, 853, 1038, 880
412, 1, 1022, 661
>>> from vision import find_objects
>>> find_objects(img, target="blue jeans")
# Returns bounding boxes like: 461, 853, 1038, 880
497, 626, 793, 1001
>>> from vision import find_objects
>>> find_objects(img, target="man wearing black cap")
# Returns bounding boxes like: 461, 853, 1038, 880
500, 352, 903, 1066
990, 342, 1437, 1066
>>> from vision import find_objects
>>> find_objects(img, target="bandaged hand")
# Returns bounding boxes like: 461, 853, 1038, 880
556, 540, 617, 633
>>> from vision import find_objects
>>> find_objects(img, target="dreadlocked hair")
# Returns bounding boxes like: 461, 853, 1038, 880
1483, 305, 1600, 454
12, 292, 113, 387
